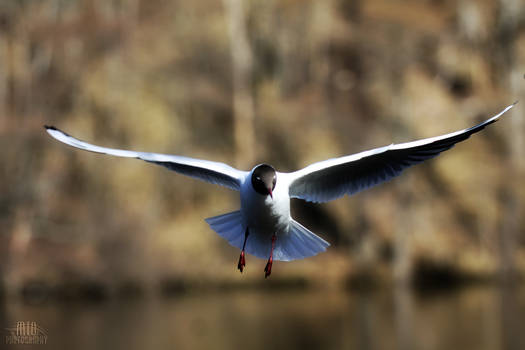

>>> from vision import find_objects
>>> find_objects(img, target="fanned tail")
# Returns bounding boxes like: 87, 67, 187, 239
205, 212, 330, 262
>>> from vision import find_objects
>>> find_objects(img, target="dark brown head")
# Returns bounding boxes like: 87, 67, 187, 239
251, 164, 276, 199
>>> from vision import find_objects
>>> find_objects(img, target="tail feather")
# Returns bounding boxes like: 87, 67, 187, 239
273, 220, 330, 261
205, 211, 271, 259
205, 212, 330, 262
205, 211, 244, 248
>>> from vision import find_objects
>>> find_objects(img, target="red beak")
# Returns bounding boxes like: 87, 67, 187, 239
268, 188, 273, 199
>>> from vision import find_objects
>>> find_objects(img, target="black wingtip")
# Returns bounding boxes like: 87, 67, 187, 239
512, 100, 519, 106
44, 125, 57, 131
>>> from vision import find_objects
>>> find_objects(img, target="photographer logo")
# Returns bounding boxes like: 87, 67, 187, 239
5, 321, 47, 345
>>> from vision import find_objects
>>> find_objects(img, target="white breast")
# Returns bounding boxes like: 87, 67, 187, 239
240, 172, 291, 237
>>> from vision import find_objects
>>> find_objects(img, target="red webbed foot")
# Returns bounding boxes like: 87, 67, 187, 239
238, 251, 246, 273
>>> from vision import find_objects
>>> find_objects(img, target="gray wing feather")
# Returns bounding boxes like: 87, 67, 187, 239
45, 126, 247, 191
288, 103, 516, 203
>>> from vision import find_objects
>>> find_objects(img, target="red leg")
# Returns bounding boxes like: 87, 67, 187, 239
264, 234, 276, 278
237, 227, 250, 273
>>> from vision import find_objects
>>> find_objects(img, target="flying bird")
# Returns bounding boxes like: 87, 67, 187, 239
45, 103, 516, 277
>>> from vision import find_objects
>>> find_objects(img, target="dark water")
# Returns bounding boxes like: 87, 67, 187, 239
3, 285, 525, 350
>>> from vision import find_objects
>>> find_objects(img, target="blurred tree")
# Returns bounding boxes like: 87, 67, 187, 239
223, 0, 256, 168
498, 0, 523, 281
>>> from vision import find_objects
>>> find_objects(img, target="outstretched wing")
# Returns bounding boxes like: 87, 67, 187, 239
287, 103, 516, 203
45, 126, 247, 191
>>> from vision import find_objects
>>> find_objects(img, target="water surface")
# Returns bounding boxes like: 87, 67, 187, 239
3, 285, 525, 350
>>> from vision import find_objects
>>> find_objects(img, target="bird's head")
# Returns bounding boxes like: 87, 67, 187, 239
251, 164, 276, 199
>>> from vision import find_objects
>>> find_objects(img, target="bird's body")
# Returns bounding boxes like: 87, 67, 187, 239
240, 169, 289, 236
45, 102, 516, 277
208, 167, 329, 272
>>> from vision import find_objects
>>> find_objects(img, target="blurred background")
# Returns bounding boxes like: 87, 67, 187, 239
1, 0, 525, 349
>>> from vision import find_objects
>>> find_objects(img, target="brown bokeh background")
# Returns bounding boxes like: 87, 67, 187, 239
1, 0, 525, 298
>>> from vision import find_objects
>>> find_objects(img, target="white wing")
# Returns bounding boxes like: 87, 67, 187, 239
45, 126, 248, 191
288, 103, 517, 203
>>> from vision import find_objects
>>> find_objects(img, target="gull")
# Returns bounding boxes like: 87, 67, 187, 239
45, 102, 516, 277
